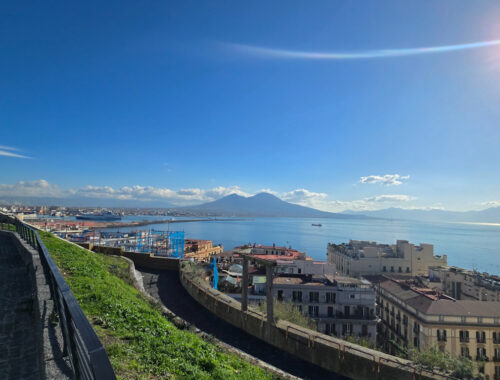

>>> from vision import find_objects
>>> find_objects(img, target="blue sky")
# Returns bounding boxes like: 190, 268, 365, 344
1, 1, 500, 211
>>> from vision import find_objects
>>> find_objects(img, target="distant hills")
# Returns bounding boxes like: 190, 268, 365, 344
183, 192, 364, 218
343, 207, 500, 224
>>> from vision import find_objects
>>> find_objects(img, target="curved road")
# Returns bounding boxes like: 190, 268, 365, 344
137, 267, 346, 380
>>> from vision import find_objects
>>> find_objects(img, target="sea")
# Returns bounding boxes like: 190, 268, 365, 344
100, 215, 500, 276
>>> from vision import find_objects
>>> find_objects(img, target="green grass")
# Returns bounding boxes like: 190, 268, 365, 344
0, 223, 16, 231
39, 231, 275, 380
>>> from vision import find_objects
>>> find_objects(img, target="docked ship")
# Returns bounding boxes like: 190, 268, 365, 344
75, 211, 122, 221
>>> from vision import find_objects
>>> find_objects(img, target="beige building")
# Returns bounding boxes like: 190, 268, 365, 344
429, 266, 500, 302
369, 275, 500, 380
328, 240, 447, 277
184, 239, 223, 261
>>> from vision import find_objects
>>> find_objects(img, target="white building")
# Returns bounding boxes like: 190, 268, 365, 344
274, 260, 336, 276
328, 240, 447, 277
272, 274, 377, 343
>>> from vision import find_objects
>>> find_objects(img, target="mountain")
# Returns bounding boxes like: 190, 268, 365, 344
343, 207, 500, 223
183, 192, 366, 218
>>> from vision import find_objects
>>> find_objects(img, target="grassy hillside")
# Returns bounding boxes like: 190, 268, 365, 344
39, 231, 274, 380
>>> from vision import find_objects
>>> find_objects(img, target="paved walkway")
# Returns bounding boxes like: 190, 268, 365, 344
137, 267, 345, 380
0, 233, 42, 379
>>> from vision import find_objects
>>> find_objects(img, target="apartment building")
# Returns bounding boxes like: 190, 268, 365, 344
184, 239, 223, 261
272, 274, 377, 343
274, 259, 336, 276
368, 275, 500, 380
328, 239, 447, 277
429, 266, 500, 302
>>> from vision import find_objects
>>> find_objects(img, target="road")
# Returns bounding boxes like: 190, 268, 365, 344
137, 267, 345, 380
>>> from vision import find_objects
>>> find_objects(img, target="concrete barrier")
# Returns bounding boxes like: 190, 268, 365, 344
179, 266, 451, 380
79, 243, 180, 271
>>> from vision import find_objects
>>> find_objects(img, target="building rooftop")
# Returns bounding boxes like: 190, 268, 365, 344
374, 276, 500, 318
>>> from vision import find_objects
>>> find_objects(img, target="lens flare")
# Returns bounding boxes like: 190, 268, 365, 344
225, 39, 500, 60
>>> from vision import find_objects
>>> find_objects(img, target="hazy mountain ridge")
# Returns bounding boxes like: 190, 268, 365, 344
183, 192, 365, 218
343, 207, 500, 223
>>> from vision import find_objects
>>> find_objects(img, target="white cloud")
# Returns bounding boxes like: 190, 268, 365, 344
360, 174, 410, 186
281, 189, 328, 207
0, 145, 31, 159
0, 180, 251, 205
481, 200, 500, 208
364, 194, 414, 202
0, 180, 417, 211
0, 180, 62, 197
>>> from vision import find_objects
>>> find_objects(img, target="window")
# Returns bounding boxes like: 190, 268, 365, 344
309, 292, 319, 302
406, 267, 410, 273
277, 290, 283, 301
495, 348, 500, 361
476, 331, 486, 344
328, 306, 334, 317
298, 268, 302, 274
476, 347, 487, 361
362, 324, 368, 337
460, 330, 469, 343
461, 346, 470, 358
403, 315, 408, 326
390, 266, 394, 272
398, 266, 402, 273
494, 332, 500, 344
437, 329, 447, 342
308, 305, 319, 317
413, 336, 419, 348
413, 322, 420, 334
326, 292, 336, 304
383, 266, 387, 272
344, 306, 350, 317
342, 323, 353, 336
292, 291, 302, 302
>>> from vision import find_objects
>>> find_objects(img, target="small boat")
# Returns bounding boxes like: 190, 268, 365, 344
312, 223, 322, 227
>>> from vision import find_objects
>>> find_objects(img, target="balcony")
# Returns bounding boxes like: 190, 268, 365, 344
494, 338, 500, 345
460, 337, 470, 343
494, 357, 500, 363
333, 312, 376, 321
413, 327, 420, 334
476, 356, 488, 362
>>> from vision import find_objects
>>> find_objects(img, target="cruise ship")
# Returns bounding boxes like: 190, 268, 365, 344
75, 211, 121, 221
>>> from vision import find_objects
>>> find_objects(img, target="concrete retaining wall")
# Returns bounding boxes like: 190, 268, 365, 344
78, 243, 180, 271
179, 267, 449, 380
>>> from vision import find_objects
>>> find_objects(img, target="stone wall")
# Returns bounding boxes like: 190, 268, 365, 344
179, 266, 449, 380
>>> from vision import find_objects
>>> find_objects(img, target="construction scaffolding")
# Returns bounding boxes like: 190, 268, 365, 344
96, 229, 185, 258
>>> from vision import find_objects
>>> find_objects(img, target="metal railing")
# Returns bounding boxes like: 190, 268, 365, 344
0, 214, 116, 380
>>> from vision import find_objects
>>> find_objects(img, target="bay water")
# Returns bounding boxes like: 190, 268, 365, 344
104, 216, 500, 275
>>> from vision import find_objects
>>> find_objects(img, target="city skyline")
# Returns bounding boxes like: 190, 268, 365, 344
2, 1, 500, 211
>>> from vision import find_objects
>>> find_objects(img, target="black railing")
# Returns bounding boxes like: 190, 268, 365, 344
0, 214, 116, 380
